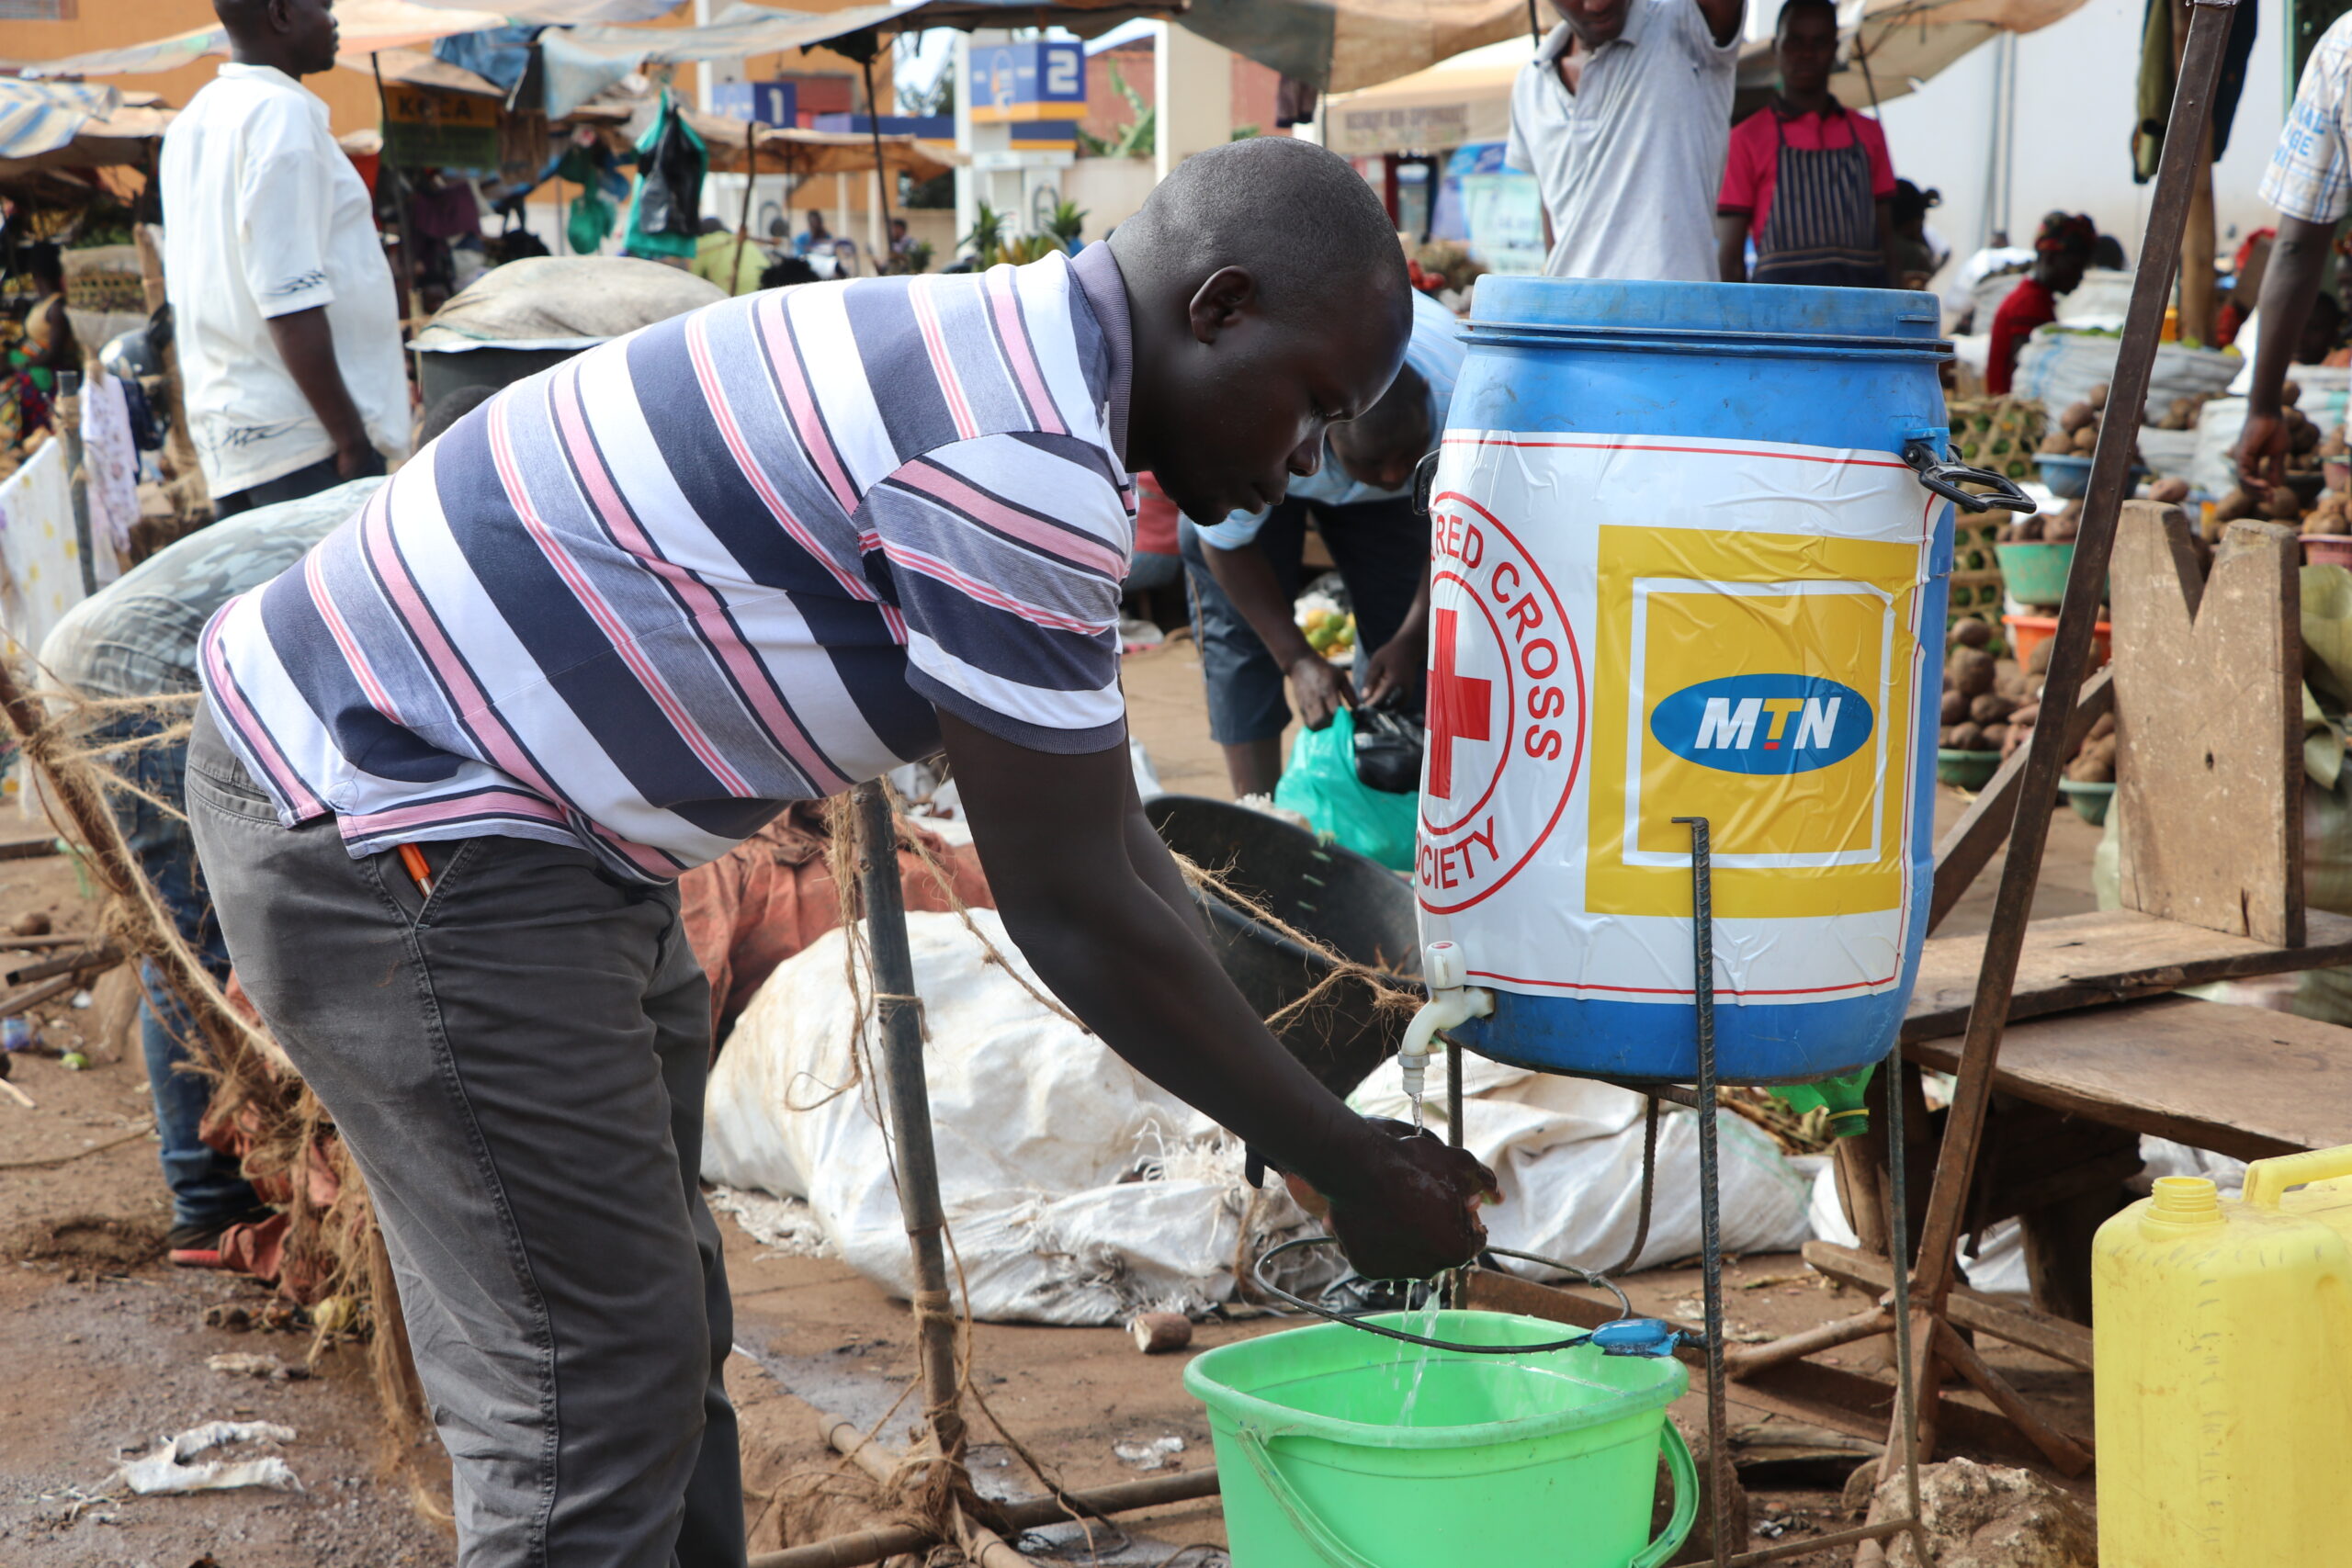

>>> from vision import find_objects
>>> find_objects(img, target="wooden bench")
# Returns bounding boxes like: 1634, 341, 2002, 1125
1905, 993, 2352, 1164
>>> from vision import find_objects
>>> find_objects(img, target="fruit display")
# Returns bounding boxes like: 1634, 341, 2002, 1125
1301, 605, 1355, 654
1947, 396, 2044, 481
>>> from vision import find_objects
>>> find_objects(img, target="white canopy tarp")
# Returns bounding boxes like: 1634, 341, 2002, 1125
8, 0, 510, 79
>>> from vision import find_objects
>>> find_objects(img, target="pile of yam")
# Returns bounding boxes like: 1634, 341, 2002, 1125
1938, 621, 2030, 755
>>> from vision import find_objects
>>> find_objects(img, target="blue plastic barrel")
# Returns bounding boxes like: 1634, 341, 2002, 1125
1418, 279, 1951, 1084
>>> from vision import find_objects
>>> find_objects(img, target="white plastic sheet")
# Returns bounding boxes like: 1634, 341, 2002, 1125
702, 910, 1318, 1325
1351, 1052, 1816, 1274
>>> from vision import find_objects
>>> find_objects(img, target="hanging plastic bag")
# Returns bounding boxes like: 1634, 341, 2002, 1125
623, 92, 706, 261
1273, 706, 1419, 872
568, 189, 614, 256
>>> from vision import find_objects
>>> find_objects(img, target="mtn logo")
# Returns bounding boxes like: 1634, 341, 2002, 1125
1649, 674, 1874, 775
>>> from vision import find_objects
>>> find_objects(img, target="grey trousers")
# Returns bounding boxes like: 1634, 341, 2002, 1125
186, 708, 744, 1568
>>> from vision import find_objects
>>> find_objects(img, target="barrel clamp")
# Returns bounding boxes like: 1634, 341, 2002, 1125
1902, 439, 2037, 513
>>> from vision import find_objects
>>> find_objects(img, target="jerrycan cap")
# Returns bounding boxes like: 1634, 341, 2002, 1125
2143, 1175, 2223, 1234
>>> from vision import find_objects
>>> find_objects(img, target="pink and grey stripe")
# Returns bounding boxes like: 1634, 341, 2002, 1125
199, 249, 1136, 881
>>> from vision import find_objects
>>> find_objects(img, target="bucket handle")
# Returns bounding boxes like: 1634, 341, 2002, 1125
1232, 1417, 1699, 1568
1902, 440, 2036, 514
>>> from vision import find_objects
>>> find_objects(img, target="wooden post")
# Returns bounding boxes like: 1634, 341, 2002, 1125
1898, 0, 2245, 1456
2109, 502, 2303, 945
854, 780, 966, 1463
730, 118, 757, 294
2174, 0, 2219, 344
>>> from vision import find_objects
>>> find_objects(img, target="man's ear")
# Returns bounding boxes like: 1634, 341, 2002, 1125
1187, 265, 1258, 346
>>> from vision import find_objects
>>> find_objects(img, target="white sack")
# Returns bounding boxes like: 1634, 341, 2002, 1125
702, 910, 1315, 1325
1350, 1052, 1815, 1276
411, 255, 724, 354
2011, 332, 2239, 421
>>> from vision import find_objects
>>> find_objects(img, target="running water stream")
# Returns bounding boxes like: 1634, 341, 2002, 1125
1394, 1281, 1447, 1427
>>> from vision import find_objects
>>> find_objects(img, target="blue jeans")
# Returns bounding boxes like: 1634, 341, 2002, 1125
102, 715, 256, 1230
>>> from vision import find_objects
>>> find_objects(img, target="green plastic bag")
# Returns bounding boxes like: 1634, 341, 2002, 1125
1767, 1066, 1873, 1137
622, 92, 705, 261
1272, 706, 1419, 872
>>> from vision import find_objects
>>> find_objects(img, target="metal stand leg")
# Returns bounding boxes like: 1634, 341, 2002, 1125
1676, 817, 1730, 1568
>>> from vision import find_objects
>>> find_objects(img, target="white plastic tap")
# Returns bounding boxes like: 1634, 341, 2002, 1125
1398, 942, 1494, 1123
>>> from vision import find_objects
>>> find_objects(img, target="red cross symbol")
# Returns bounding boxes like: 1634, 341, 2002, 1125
1426, 607, 1492, 798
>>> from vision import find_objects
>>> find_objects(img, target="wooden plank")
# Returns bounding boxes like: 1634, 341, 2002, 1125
1461, 1269, 2046, 1464
1903, 907, 2352, 1043
1927, 668, 2113, 936
2110, 507, 2304, 947
1802, 1242, 2094, 1371
1905, 994, 2352, 1163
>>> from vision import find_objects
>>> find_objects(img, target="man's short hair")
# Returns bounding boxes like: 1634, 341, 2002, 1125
1120, 137, 1408, 328
1329, 363, 1429, 465
1776, 0, 1837, 32
418, 384, 497, 446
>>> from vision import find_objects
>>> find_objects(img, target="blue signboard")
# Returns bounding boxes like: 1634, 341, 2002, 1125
967, 40, 1085, 123
710, 80, 797, 127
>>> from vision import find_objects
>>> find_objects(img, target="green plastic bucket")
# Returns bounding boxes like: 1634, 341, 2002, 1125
1184, 1310, 1694, 1568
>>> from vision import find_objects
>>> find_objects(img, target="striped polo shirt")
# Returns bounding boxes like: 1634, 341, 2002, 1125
198, 247, 1136, 881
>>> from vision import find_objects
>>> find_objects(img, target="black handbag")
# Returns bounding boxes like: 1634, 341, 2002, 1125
1352, 701, 1425, 795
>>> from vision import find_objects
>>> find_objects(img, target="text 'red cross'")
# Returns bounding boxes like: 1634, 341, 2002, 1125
1427, 606, 1492, 798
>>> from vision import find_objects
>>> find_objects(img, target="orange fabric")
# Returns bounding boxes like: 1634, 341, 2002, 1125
676, 805, 994, 1044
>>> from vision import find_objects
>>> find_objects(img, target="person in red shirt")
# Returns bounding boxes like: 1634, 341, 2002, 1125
1715, 0, 1899, 287
1986, 211, 2098, 394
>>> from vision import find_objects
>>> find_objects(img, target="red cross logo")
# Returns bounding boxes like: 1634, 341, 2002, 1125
1426, 606, 1492, 798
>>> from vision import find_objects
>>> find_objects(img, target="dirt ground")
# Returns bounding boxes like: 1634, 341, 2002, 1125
0, 637, 2102, 1566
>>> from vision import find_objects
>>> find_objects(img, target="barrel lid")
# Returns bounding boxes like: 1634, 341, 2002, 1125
1469, 276, 1944, 348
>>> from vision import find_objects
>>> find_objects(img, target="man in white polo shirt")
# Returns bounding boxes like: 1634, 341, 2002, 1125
1508, 0, 1747, 282
162, 0, 409, 513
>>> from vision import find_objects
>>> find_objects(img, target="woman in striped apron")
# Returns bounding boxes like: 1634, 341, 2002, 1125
1715, 0, 1902, 288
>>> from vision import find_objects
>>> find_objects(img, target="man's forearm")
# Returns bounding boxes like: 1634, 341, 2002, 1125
1715, 215, 1749, 284
2249, 215, 2336, 415
1204, 538, 1315, 666
264, 305, 371, 456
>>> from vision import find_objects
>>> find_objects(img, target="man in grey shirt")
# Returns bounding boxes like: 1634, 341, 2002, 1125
1507, 0, 1746, 282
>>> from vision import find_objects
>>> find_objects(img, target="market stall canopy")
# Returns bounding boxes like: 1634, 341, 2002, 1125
1177, 0, 1532, 95
7, 0, 508, 78
336, 46, 505, 97
535, 2, 1174, 118
1735, 0, 2090, 107
1320, 35, 1529, 155
0, 79, 120, 158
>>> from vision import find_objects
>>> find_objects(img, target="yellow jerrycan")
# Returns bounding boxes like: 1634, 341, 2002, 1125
2093, 1147, 2352, 1566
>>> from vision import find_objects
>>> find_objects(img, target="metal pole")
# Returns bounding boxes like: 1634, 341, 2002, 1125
854, 779, 967, 1461
1675, 815, 1729, 1567
58, 368, 94, 594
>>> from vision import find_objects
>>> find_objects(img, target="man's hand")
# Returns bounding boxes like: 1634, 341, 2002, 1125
265, 305, 374, 479
1360, 630, 1425, 708
1287, 651, 1355, 729
1319, 1122, 1499, 1281
2239, 214, 2338, 495
2236, 410, 2290, 495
